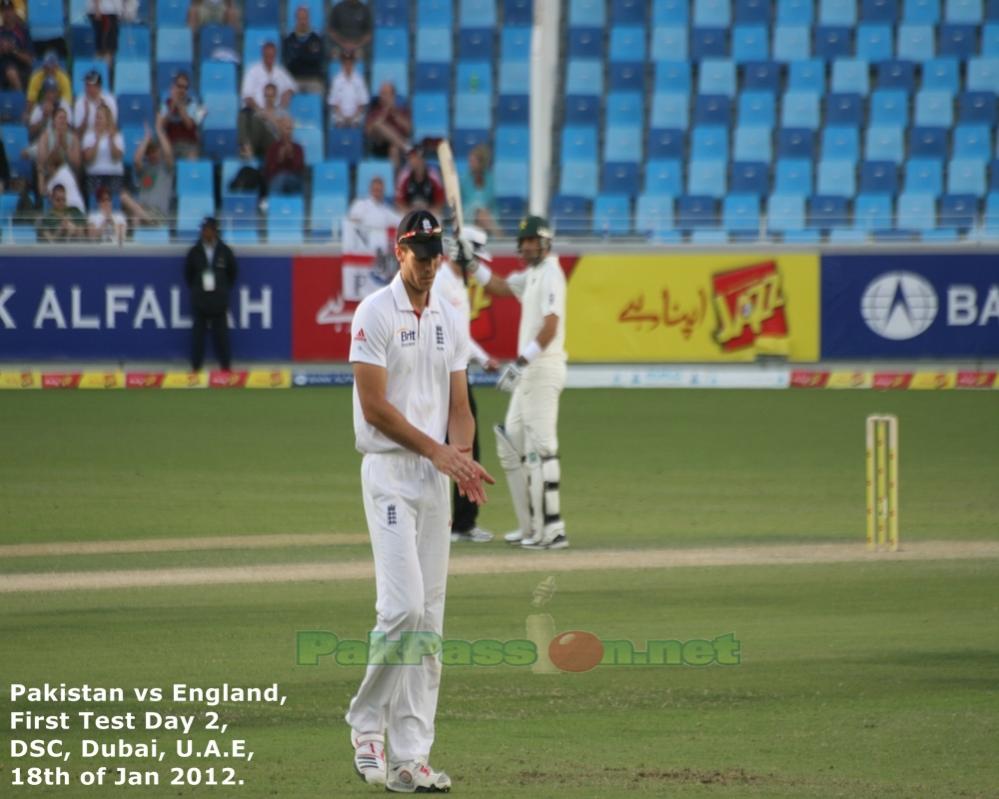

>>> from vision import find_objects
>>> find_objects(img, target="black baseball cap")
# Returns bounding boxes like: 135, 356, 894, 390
396, 210, 443, 258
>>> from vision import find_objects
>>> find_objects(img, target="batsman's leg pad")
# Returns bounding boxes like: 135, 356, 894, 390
525, 452, 544, 542
541, 455, 561, 518
494, 425, 533, 539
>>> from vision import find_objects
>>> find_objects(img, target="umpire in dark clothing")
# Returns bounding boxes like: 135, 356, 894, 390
184, 217, 238, 372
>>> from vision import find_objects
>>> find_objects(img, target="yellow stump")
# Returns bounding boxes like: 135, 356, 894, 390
876, 420, 888, 548
865, 414, 900, 552
865, 418, 875, 550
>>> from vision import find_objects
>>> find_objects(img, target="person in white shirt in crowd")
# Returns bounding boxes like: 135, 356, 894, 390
81, 102, 125, 197
239, 40, 296, 158
73, 70, 117, 138
433, 224, 500, 543
328, 50, 368, 128
344, 176, 401, 253
35, 105, 80, 200
87, 185, 127, 243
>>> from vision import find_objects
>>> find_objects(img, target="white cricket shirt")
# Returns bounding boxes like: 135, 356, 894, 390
506, 254, 567, 363
432, 260, 491, 366
350, 273, 470, 454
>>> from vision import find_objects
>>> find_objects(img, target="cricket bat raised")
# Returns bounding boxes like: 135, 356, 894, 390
436, 139, 464, 237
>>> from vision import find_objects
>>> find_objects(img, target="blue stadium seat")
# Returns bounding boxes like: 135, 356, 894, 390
905, 0, 941, 22
200, 60, 238, 95
374, 28, 409, 63
691, 27, 729, 59
743, 61, 781, 91
787, 59, 826, 92
562, 125, 598, 159
738, 91, 777, 126
734, 126, 773, 161
773, 25, 811, 61
223, 195, 260, 230
825, 93, 864, 125
222, 159, 259, 199
853, 193, 894, 232
698, 59, 737, 96
592, 194, 632, 235
608, 91, 644, 125
938, 193, 976, 234
967, 57, 999, 91
70, 25, 97, 58
831, 59, 870, 94
312, 161, 351, 197
864, 0, 899, 21
909, 126, 950, 158
958, 91, 997, 125
953, 124, 992, 160
504, 0, 533, 25
870, 90, 909, 126
860, 161, 899, 194
454, 92, 491, 129
267, 196, 305, 244
566, 59, 604, 96
118, 94, 154, 127
452, 129, 489, 159
915, 90, 955, 127
866, 125, 905, 162
732, 24, 769, 61
897, 24, 936, 60
0, 91, 25, 123
501, 25, 531, 62
569, 0, 605, 26
156, 28, 194, 64
654, 62, 692, 92
897, 192, 937, 234
202, 93, 240, 130
923, 58, 960, 92
822, 126, 860, 160
777, 128, 816, 158
688, 159, 727, 196
730, 161, 771, 195
551, 194, 591, 233
496, 125, 529, 160
877, 60, 916, 90
497, 94, 528, 124
777, 0, 814, 24
611, 0, 646, 24
815, 26, 854, 60
244, 0, 281, 27
294, 128, 323, 166
905, 158, 944, 194
372, 61, 410, 100
291, 94, 323, 129
243, 27, 281, 64
647, 129, 685, 159
948, 158, 987, 194
635, 193, 677, 241
177, 160, 214, 198
736, 0, 771, 22
609, 62, 645, 90
460, 0, 497, 27
602, 163, 641, 195
568, 27, 604, 58
985, 191, 999, 237
695, 0, 731, 25
938, 24, 978, 57
411, 93, 450, 141
496, 197, 527, 231
418, 0, 454, 27
857, 24, 894, 61
645, 159, 684, 195
610, 26, 648, 62
723, 193, 761, 238
177, 195, 216, 236
775, 158, 813, 194
691, 125, 728, 160
946, 0, 984, 23
817, 160, 857, 196
677, 195, 719, 231
456, 62, 492, 95
767, 193, 807, 235
458, 28, 496, 62
416, 28, 453, 63
653, 0, 688, 23
357, 160, 397, 198
781, 91, 820, 128
565, 95, 600, 123
984, 22, 999, 54
157, 0, 189, 27
808, 195, 849, 232
694, 94, 731, 125
820, 0, 858, 24
651, 26, 689, 60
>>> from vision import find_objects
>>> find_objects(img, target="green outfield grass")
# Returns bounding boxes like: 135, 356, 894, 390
2, 388, 998, 798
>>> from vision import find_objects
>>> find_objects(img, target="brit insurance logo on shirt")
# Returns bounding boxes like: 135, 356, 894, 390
399, 328, 417, 347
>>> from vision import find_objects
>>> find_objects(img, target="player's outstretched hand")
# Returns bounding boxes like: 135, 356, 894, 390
432, 444, 496, 499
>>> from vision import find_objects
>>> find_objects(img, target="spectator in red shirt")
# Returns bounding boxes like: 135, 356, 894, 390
365, 81, 411, 169
0, 0, 32, 92
395, 146, 444, 216
158, 72, 204, 160
264, 116, 304, 195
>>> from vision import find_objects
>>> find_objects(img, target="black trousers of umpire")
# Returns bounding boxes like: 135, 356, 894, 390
451, 381, 480, 533
191, 310, 232, 372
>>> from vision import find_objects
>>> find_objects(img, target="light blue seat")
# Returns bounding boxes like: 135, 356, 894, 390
310, 193, 348, 240
290, 94, 323, 129
374, 27, 409, 63
156, 27, 193, 63
857, 23, 894, 60
698, 59, 737, 96
418, 0, 454, 26
734, 126, 773, 161
495, 125, 529, 160
456, 62, 492, 95
870, 90, 909, 126
866, 125, 905, 162
566, 59, 604, 96
788, 59, 826, 93
559, 159, 599, 198
821, 126, 860, 161
499, 60, 530, 93
967, 57, 999, 92
820, 0, 857, 24
651, 92, 689, 127
738, 91, 776, 126
645, 159, 684, 196
200, 61, 237, 95
610, 26, 648, 62
267, 196, 305, 244
781, 91, 820, 128
119, 25, 151, 59
562, 125, 598, 159
953, 124, 991, 160
854, 193, 893, 232
775, 158, 813, 194
817, 160, 857, 196
904, 0, 940, 22
947, 158, 987, 195
777, 0, 813, 24
569, 0, 606, 26
313, 161, 351, 197
983, 24, 999, 56
732, 24, 769, 62
653, 0, 688, 24
922, 58, 960, 92
592, 194, 632, 235
177, 195, 216, 236
897, 192, 937, 233
454, 92, 491, 130
694, 0, 731, 25
202, 93, 239, 129
294, 128, 323, 165
831, 60, 871, 95
243, 27, 280, 64
357, 160, 397, 196
723, 194, 761, 238
897, 24, 935, 60
607, 92, 644, 125
651, 26, 689, 61
691, 126, 728, 160
501, 26, 531, 63
603, 126, 643, 164
372, 61, 409, 100
177, 160, 214, 198
635, 193, 678, 240
914, 91, 954, 127
773, 25, 811, 61
460, 0, 497, 27
411, 93, 450, 140
688, 160, 726, 196
945, 0, 984, 23
416, 27, 453, 63
767, 193, 807, 235
115, 58, 151, 93
983, 191, 999, 237
655, 61, 691, 92
905, 158, 944, 195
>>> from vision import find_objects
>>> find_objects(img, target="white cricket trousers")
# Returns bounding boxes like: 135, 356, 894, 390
346, 451, 451, 763
504, 359, 567, 457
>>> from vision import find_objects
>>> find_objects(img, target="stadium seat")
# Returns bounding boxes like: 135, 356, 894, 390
736, 0, 771, 23
722, 193, 761, 239
416, 28, 453, 64
565, 95, 600, 123
939, 24, 978, 57
267, 196, 306, 243
691, 126, 728, 160
609, 62, 645, 90
939, 193, 977, 232
28, 0, 63, 39
562, 125, 598, 159
984, 22, 999, 54
877, 60, 916, 90
497, 93, 528, 124
559, 160, 598, 198
904, 0, 941, 21
496, 125, 529, 160
777, 0, 814, 24
608, 91, 644, 125
817, 160, 857, 196
694, 94, 732, 125
953, 124, 992, 160
820, 0, 858, 24
738, 91, 776, 126
857, 23, 894, 60
808, 195, 849, 232
177, 195, 216, 236
773, 25, 811, 61
294, 128, 323, 166
244, 0, 281, 27
566, 59, 604, 96
909, 126, 950, 158
825, 93, 864, 125
734, 126, 773, 161
948, 158, 987, 195
419, 0, 454, 26
691, 27, 729, 59
677, 195, 719, 230
177, 161, 214, 198
853, 192, 893, 232
870, 90, 909, 126
915, 91, 955, 127
815, 26, 853, 60
968, 57, 999, 91
767, 193, 806, 235
946, 0, 984, 22
568, 27, 604, 58
732, 24, 769, 62
604, 126, 642, 164
412, 63, 448, 92
730, 161, 771, 196
743, 61, 781, 91
610, 26, 648, 62
372, 61, 410, 100
357, 160, 397, 198
569, 0, 605, 27
0, 126, 29, 180
0, 91, 25, 123
822, 126, 860, 161
698, 59, 737, 96
611, 0, 646, 24
460, 0, 497, 27
504, 0, 532, 25
456, 62, 492, 95
200, 61, 238, 95
452, 129, 489, 159
695, 0, 731, 25
831, 60, 870, 94
411, 93, 450, 141
290, 94, 323, 130
897, 192, 937, 234
157, 0, 189, 27
551, 194, 591, 234
864, 0, 899, 22
777, 128, 816, 158
647, 129, 685, 159
781, 91, 820, 128
118, 94, 154, 127
866, 125, 905, 162
958, 92, 997, 125
223, 194, 260, 230
70, 25, 97, 58
635, 193, 678, 241
602, 163, 641, 195
454, 92, 491, 130
501, 25, 531, 62
897, 24, 936, 60
905, 158, 944, 195
923, 57, 960, 91
133, 227, 172, 244
651, 26, 689, 61
775, 158, 813, 194
156, 28, 193, 64
688, 159, 727, 196
787, 59, 826, 92
202, 93, 240, 130
651, 92, 689, 128
645, 159, 684, 196
592, 194, 632, 235
860, 160, 899, 194
374, 28, 409, 63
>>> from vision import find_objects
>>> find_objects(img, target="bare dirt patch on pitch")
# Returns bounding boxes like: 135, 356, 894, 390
1, 540, 997, 593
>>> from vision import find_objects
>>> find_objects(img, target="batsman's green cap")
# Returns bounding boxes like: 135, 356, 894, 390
517, 215, 552, 242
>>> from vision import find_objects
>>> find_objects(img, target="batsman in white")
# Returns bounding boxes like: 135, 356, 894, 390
453, 216, 569, 550
346, 209, 494, 793
433, 224, 500, 544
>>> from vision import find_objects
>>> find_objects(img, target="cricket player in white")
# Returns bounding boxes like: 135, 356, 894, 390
455, 216, 569, 550
347, 209, 494, 793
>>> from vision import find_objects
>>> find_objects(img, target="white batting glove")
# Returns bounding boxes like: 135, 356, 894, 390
448, 236, 477, 270
496, 362, 522, 393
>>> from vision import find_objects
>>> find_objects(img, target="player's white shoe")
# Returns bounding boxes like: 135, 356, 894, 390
350, 731, 386, 786
520, 522, 569, 550
385, 759, 451, 793
451, 526, 494, 543
504, 529, 525, 544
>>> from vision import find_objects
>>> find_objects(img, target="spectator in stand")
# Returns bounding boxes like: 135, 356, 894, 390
365, 81, 411, 169
395, 146, 445, 215
328, 50, 368, 128
345, 175, 401, 253
36, 105, 81, 197
74, 70, 117, 138
158, 72, 204, 160
26, 52, 72, 113
187, 0, 240, 32
327, 0, 372, 59
87, 185, 127, 243
28, 79, 71, 142
36, 183, 87, 242
81, 102, 125, 197
88, 0, 122, 67
264, 116, 305, 195
460, 144, 500, 237
283, 5, 325, 94
240, 41, 296, 158
0, 0, 32, 92
121, 126, 175, 226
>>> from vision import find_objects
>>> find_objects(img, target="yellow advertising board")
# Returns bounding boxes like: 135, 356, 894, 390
566, 253, 820, 362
